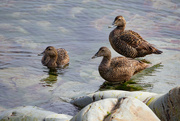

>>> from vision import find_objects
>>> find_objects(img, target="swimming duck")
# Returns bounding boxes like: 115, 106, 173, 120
92, 47, 149, 83
109, 15, 163, 58
39, 46, 69, 68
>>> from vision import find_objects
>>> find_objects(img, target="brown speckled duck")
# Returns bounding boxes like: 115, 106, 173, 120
92, 47, 149, 83
39, 46, 69, 68
109, 15, 163, 58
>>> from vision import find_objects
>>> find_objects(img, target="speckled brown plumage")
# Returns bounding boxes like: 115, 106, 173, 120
109, 15, 163, 58
40, 46, 69, 68
92, 47, 149, 83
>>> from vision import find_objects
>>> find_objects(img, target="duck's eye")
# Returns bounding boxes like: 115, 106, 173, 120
48, 48, 52, 50
118, 18, 121, 21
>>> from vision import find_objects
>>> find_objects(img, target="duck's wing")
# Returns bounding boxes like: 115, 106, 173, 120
110, 33, 138, 58
110, 57, 130, 68
57, 48, 69, 65
119, 32, 141, 48
126, 58, 149, 74
125, 30, 163, 55
120, 31, 156, 54
110, 57, 135, 78
126, 30, 146, 42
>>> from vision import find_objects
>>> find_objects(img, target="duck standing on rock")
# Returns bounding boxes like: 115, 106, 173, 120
92, 47, 149, 83
109, 15, 163, 58
39, 46, 69, 68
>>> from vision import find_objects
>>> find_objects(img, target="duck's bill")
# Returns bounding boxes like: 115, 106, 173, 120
108, 22, 116, 28
38, 51, 44, 56
108, 25, 114, 28
92, 52, 100, 59
92, 55, 97, 59
92, 54, 99, 59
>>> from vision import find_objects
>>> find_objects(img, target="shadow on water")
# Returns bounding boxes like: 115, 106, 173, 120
99, 62, 163, 91
40, 64, 69, 87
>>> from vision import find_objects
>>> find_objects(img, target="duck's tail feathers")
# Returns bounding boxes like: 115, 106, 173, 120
148, 44, 163, 54
153, 49, 163, 54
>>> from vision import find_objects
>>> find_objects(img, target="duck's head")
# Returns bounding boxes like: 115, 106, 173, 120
109, 15, 126, 28
92, 47, 111, 59
39, 46, 58, 57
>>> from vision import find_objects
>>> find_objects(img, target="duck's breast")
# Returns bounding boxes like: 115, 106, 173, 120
109, 30, 138, 58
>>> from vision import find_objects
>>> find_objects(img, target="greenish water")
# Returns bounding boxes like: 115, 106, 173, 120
0, 0, 179, 115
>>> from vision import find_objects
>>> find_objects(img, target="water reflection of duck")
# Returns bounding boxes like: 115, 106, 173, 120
109, 15, 163, 58
92, 47, 149, 83
40, 68, 58, 87
39, 46, 69, 68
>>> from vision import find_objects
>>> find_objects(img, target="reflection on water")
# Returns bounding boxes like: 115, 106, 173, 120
0, 0, 180, 115
40, 65, 69, 87
100, 80, 144, 91
40, 68, 58, 87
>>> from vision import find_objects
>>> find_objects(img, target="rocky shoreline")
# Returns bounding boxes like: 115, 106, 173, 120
0, 86, 180, 121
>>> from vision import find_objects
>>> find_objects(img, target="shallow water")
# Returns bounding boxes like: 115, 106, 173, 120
0, 0, 180, 115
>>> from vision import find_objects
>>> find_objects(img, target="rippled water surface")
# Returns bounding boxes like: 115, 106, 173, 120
0, 0, 180, 115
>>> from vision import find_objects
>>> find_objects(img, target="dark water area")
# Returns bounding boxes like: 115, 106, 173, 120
0, 0, 180, 115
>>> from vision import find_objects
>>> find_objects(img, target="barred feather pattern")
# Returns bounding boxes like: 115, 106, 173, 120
109, 29, 162, 58
109, 16, 162, 58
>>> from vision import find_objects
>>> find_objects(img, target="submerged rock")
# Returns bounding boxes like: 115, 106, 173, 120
71, 97, 160, 121
0, 106, 72, 121
38, 98, 79, 116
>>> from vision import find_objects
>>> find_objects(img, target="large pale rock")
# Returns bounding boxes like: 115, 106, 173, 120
146, 86, 180, 121
71, 97, 160, 121
71, 98, 117, 121
71, 86, 180, 121
71, 90, 158, 108
0, 106, 72, 121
